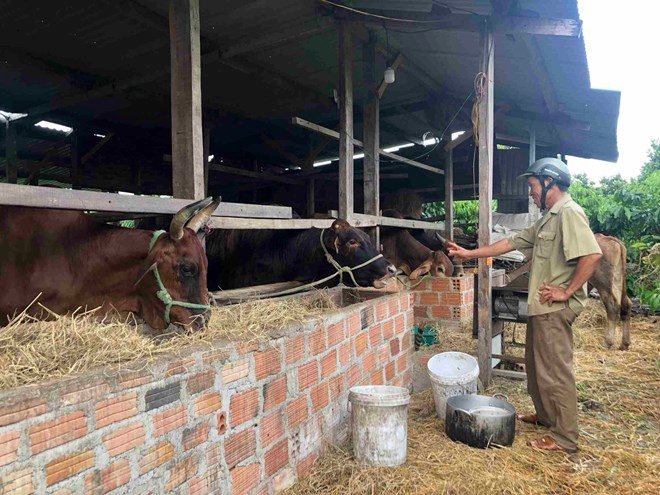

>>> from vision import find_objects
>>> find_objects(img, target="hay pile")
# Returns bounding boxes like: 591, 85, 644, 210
0, 291, 337, 390
287, 300, 660, 495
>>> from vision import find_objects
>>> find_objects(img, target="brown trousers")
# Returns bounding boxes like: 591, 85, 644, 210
526, 307, 578, 450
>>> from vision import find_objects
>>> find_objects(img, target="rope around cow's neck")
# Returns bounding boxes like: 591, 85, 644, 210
394, 273, 430, 290
212, 229, 386, 302
145, 230, 211, 325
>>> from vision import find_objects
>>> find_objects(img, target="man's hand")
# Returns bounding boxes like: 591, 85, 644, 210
539, 284, 571, 305
447, 241, 472, 261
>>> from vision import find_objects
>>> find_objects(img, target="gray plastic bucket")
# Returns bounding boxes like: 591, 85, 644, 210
427, 352, 479, 420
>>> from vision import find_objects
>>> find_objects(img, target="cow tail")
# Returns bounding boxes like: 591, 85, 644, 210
414, 325, 423, 351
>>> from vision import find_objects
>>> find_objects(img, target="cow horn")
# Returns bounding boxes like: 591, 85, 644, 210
186, 196, 222, 233
169, 196, 214, 240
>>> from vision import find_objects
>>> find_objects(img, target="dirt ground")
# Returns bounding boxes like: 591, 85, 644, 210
286, 301, 660, 495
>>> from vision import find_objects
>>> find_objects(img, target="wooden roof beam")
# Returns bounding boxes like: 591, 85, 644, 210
521, 35, 559, 114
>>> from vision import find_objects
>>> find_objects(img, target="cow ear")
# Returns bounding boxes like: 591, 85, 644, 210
410, 262, 431, 280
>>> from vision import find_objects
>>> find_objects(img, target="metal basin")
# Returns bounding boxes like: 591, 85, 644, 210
445, 394, 516, 448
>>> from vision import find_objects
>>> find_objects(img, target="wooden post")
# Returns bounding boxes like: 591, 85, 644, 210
362, 33, 379, 246
528, 122, 540, 218
444, 149, 454, 241
5, 121, 18, 184
338, 22, 354, 220
306, 178, 315, 217
477, 24, 494, 388
169, 0, 205, 200
71, 131, 81, 190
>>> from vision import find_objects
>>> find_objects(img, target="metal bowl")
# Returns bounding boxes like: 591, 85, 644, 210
445, 394, 516, 448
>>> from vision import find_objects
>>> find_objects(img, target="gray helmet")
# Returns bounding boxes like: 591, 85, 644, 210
518, 157, 572, 186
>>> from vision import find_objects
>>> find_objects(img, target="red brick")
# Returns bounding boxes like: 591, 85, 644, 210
85, 459, 130, 494
103, 422, 145, 457
236, 341, 259, 354
140, 442, 175, 474
0, 398, 47, 427
390, 338, 401, 356
368, 325, 382, 347
385, 362, 396, 382
222, 359, 250, 384
207, 443, 222, 468
419, 291, 438, 305
297, 361, 318, 391
326, 322, 345, 346
61, 380, 111, 406
347, 364, 361, 387
202, 348, 231, 366
194, 392, 222, 417
285, 335, 306, 365
263, 376, 287, 412
370, 369, 384, 386
310, 383, 329, 413
117, 369, 153, 390
165, 455, 199, 491
394, 314, 405, 334
375, 301, 389, 321
347, 313, 361, 336
153, 405, 187, 437
187, 370, 216, 395
30, 411, 87, 454
400, 293, 411, 310
254, 348, 282, 381
388, 298, 399, 315
265, 439, 289, 476
431, 305, 451, 318
378, 345, 389, 364
338, 341, 351, 367
1, 468, 34, 493
286, 396, 308, 430
166, 357, 196, 377
354, 332, 368, 357
363, 351, 377, 375
231, 463, 260, 495
225, 427, 256, 468
261, 411, 285, 448
189, 467, 223, 495
217, 413, 227, 434
308, 327, 327, 356
442, 293, 462, 305
397, 354, 409, 373
95, 393, 138, 429
297, 452, 318, 479
230, 388, 259, 426
413, 305, 429, 318
0, 431, 20, 467
431, 278, 451, 291
320, 350, 337, 378
47, 450, 95, 486
382, 320, 395, 340
328, 375, 345, 401
183, 422, 210, 451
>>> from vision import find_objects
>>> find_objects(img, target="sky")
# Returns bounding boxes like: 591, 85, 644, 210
567, 0, 660, 183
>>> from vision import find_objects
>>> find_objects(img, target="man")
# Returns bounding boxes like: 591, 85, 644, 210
447, 157, 602, 453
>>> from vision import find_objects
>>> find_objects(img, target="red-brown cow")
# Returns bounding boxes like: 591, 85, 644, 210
0, 197, 221, 331
381, 210, 454, 279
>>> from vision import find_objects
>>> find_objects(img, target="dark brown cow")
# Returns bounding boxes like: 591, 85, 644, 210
205, 219, 395, 290
381, 210, 454, 279
0, 197, 221, 331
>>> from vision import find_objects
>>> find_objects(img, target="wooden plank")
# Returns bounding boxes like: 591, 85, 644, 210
444, 129, 473, 151
169, 0, 205, 200
71, 132, 81, 190
260, 135, 305, 168
492, 369, 527, 380
210, 281, 306, 304
338, 22, 354, 220
222, 23, 332, 58
363, 34, 380, 247
477, 26, 495, 388
377, 53, 404, 99
5, 121, 18, 184
445, 149, 454, 241
492, 354, 526, 365
207, 216, 377, 229
522, 35, 559, 114
0, 183, 292, 217
494, 16, 582, 37
292, 117, 443, 175
209, 164, 302, 186
330, 212, 445, 231
81, 132, 115, 165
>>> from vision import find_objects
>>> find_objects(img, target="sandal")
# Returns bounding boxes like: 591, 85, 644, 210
517, 412, 542, 425
528, 435, 576, 453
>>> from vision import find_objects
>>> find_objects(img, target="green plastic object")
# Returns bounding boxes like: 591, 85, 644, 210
413, 325, 438, 346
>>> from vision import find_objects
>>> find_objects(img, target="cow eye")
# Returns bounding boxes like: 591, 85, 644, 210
179, 262, 197, 278
348, 239, 359, 247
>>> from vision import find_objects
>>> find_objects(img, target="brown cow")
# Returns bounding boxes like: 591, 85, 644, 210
0, 197, 221, 331
381, 210, 454, 279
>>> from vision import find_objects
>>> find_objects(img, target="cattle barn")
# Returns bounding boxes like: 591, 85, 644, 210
0, 1, 620, 494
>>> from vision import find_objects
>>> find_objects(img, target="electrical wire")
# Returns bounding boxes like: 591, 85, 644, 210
319, 0, 472, 24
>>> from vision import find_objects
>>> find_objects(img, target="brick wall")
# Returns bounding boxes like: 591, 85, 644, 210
412, 276, 474, 331
0, 290, 413, 495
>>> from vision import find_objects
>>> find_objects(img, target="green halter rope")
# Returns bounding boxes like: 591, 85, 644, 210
146, 230, 211, 325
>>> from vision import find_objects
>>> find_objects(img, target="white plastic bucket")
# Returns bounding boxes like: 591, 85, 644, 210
427, 352, 479, 420
348, 385, 411, 467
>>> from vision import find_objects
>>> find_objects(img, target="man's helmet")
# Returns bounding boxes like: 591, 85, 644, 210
518, 157, 572, 186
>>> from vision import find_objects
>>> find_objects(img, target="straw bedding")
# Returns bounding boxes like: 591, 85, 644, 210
286, 300, 660, 495
0, 291, 337, 390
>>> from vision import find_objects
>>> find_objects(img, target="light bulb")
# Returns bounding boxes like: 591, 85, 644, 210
384, 67, 395, 84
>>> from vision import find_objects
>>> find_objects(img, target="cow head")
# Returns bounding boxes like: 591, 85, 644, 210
323, 219, 396, 288
409, 250, 455, 280
136, 197, 221, 331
